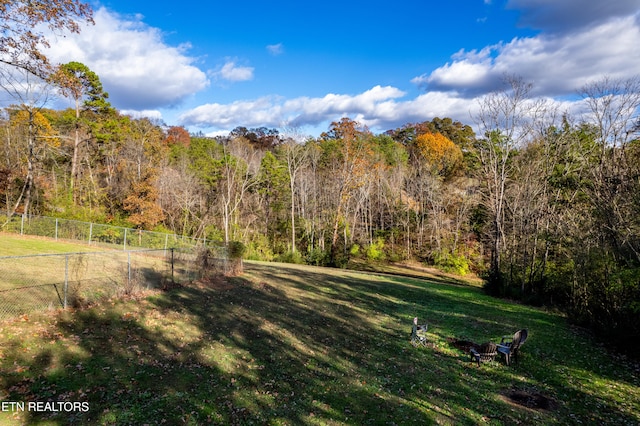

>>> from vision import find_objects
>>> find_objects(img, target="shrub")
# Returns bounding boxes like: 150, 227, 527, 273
227, 241, 246, 259
277, 250, 305, 264
226, 241, 246, 276
433, 250, 470, 276
387, 249, 405, 263
245, 239, 275, 261
306, 247, 329, 266
366, 238, 386, 261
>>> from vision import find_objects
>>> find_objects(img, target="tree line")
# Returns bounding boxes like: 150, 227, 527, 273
1, 0, 639, 350
2, 71, 640, 348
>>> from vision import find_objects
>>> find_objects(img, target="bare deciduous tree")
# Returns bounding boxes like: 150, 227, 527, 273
473, 75, 548, 281
279, 139, 307, 253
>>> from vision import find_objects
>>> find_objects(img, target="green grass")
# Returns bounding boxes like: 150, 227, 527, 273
1, 261, 639, 425
0, 234, 103, 257
0, 234, 176, 319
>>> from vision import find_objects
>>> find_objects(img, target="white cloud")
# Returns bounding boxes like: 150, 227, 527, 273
417, 14, 640, 97
412, 48, 500, 95
266, 43, 284, 56
213, 60, 254, 82
120, 109, 164, 121
177, 85, 452, 133
43, 7, 209, 110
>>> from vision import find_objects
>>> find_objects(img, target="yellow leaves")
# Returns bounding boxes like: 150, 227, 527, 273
415, 132, 463, 176
10, 109, 60, 147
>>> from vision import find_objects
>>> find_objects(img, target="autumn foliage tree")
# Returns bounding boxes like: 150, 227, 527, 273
0, 0, 93, 219
123, 171, 165, 230
5, 108, 59, 216
414, 131, 463, 177
165, 126, 191, 147
0, 0, 93, 76
318, 118, 393, 265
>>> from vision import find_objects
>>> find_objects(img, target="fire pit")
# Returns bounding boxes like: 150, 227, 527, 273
502, 389, 557, 410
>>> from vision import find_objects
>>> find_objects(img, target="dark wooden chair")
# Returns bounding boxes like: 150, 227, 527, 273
470, 342, 497, 366
410, 317, 428, 347
497, 329, 528, 365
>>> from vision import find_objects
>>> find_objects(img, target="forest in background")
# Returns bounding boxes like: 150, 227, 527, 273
1, 1, 639, 351
2, 71, 640, 351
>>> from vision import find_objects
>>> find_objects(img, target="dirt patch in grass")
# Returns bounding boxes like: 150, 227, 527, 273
500, 389, 557, 411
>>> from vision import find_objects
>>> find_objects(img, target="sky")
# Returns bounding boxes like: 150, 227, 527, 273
35, 0, 640, 137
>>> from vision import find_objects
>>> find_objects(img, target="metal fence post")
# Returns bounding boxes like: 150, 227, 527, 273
171, 248, 175, 282
55, 218, 59, 240
64, 255, 69, 309
123, 228, 127, 251
20, 214, 24, 235
89, 222, 93, 245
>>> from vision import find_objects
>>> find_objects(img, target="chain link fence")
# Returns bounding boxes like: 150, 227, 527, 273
0, 247, 228, 320
1, 214, 209, 250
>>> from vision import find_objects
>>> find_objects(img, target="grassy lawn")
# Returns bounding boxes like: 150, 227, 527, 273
0, 234, 103, 257
1, 261, 639, 425
0, 234, 183, 321
0, 234, 112, 293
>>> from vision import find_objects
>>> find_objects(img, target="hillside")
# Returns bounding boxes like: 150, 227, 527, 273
1, 261, 638, 425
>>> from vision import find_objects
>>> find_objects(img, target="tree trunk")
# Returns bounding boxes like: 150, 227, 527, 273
70, 99, 80, 202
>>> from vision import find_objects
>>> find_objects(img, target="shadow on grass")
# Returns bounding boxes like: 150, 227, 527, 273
1, 262, 639, 425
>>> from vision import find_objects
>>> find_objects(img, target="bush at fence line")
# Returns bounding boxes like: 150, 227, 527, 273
138, 232, 166, 249
1, 215, 21, 233
226, 241, 245, 276
92, 225, 124, 245
58, 220, 89, 241
24, 216, 57, 238
134, 229, 191, 249
1, 215, 18, 232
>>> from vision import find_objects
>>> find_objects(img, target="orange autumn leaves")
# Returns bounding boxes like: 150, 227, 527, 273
414, 131, 463, 177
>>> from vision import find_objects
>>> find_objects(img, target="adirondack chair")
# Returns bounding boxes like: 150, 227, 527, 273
497, 329, 528, 365
411, 317, 428, 347
470, 342, 497, 366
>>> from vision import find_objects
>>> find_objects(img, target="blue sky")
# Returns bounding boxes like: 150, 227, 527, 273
39, 0, 640, 137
